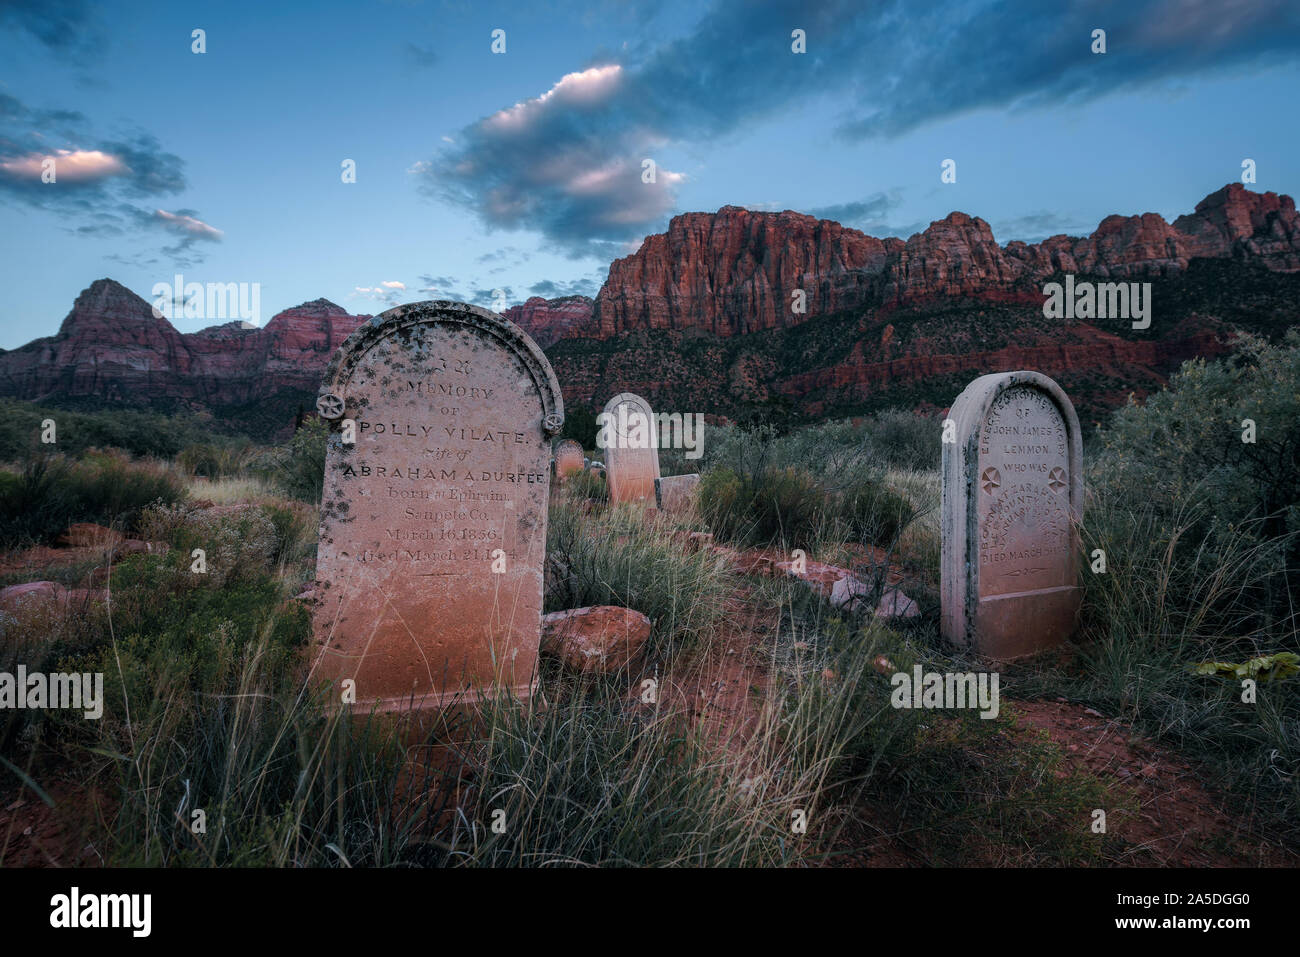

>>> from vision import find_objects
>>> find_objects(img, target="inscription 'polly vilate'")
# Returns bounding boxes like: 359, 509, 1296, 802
311, 301, 563, 712
941, 372, 1082, 660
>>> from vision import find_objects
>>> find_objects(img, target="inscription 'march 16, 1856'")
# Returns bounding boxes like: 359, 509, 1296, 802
311, 300, 563, 712
941, 370, 1083, 660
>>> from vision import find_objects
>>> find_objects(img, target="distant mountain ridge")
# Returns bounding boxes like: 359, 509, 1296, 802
1, 183, 1297, 433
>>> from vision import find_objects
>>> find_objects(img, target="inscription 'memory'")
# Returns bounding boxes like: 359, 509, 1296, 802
311, 301, 563, 712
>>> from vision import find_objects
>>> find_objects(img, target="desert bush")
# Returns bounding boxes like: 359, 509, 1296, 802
0, 399, 220, 460
136, 502, 280, 587
545, 498, 734, 655
177, 442, 248, 479
0, 452, 187, 547
1098, 330, 1300, 559
563, 467, 608, 503
255, 418, 329, 503
860, 408, 941, 471
1011, 336, 1300, 841
699, 458, 912, 551
261, 500, 319, 566
839, 480, 914, 547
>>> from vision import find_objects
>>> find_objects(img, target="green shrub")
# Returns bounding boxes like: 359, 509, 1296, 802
255, 418, 328, 503
0, 452, 187, 547
1098, 330, 1300, 557
698, 464, 829, 547
839, 480, 914, 547
545, 498, 734, 655
564, 467, 608, 503
177, 443, 247, 479
698, 466, 746, 539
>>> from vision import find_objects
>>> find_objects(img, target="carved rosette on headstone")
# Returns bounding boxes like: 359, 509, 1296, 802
312, 301, 563, 711
941, 371, 1083, 659
601, 392, 661, 504
553, 439, 585, 482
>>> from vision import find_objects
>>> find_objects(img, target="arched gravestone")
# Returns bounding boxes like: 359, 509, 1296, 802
311, 301, 563, 711
941, 371, 1083, 659
553, 439, 585, 481
601, 392, 660, 504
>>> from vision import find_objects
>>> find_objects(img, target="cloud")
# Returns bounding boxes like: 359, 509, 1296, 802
0, 93, 204, 259
528, 277, 599, 298
415, 274, 464, 298
469, 286, 514, 307
405, 41, 438, 68
0, 148, 126, 182
808, 190, 922, 237
0, 0, 94, 51
989, 211, 1094, 243
418, 63, 686, 259
835, 0, 1300, 139
417, 0, 1300, 256
152, 208, 223, 241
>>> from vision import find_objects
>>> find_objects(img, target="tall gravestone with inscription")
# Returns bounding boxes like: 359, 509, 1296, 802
601, 392, 661, 504
941, 371, 1083, 659
311, 301, 564, 711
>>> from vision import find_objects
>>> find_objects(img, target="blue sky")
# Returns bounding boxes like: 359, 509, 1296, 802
1, 0, 1298, 347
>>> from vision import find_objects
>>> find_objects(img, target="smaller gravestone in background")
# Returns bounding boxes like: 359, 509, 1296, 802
312, 300, 564, 711
601, 392, 661, 504
553, 439, 585, 481
941, 370, 1083, 659
655, 473, 700, 512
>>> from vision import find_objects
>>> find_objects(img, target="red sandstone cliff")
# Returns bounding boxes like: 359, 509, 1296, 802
0, 184, 1295, 421
502, 295, 595, 348
584, 183, 1300, 336
0, 280, 369, 408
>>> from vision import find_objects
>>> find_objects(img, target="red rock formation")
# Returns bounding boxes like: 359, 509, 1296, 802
0, 279, 368, 408
591, 183, 1300, 336
594, 206, 895, 337
502, 295, 595, 348
0, 184, 1294, 426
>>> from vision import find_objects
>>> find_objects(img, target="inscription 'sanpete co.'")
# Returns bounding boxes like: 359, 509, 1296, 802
941, 371, 1083, 659
602, 392, 661, 503
311, 301, 563, 712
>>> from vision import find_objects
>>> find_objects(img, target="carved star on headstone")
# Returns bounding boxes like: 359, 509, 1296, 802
316, 392, 345, 419
1048, 466, 1067, 491
981, 467, 1001, 494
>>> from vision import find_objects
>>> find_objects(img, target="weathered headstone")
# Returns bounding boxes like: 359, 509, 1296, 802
941, 371, 1082, 659
312, 301, 564, 711
654, 473, 700, 512
601, 392, 660, 504
553, 439, 585, 481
